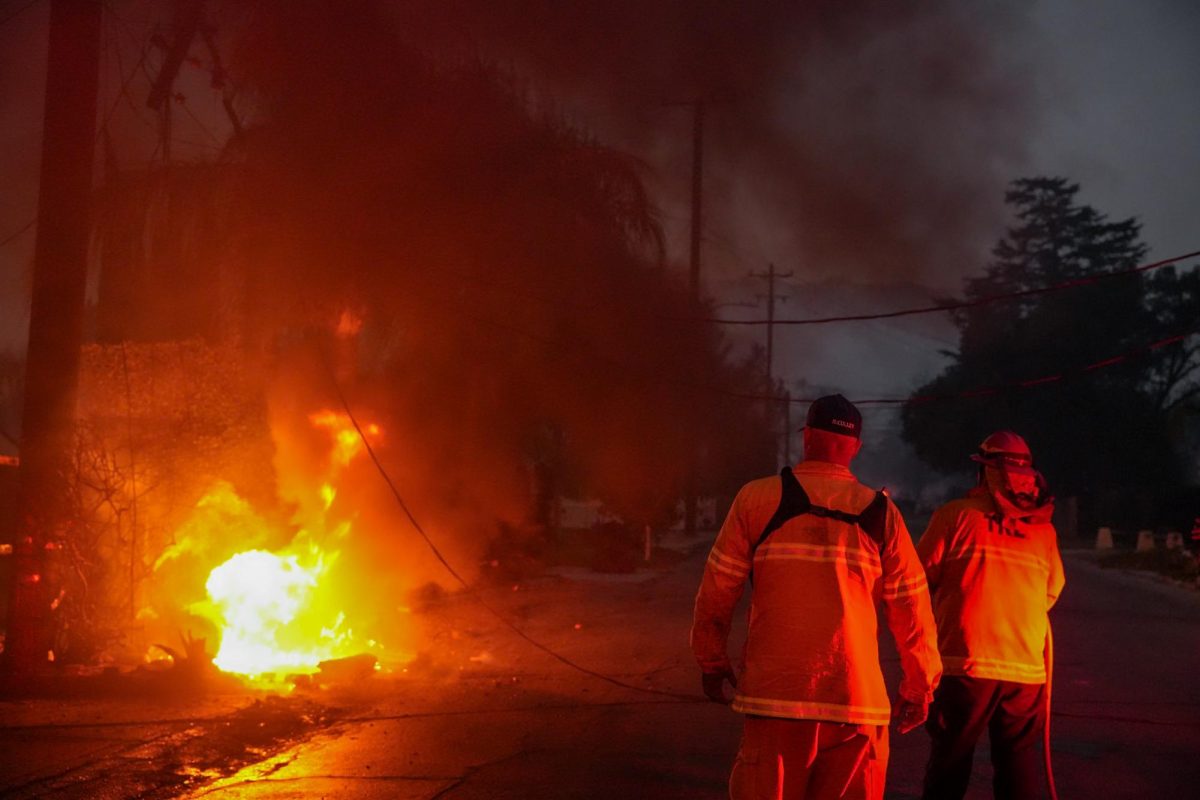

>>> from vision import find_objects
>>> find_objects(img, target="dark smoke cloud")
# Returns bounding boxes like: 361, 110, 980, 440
79, 0, 1034, 607
80, 0, 1030, 516
180, 0, 778, 587
391, 1, 1034, 288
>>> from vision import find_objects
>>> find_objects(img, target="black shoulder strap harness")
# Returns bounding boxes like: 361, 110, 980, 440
752, 467, 890, 560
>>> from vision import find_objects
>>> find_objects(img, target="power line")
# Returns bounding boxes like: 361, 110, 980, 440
0, 218, 35, 249
319, 346, 702, 702
854, 325, 1198, 406
709, 249, 1200, 327
321, 317, 1193, 702
98, 1, 154, 136
391, 268, 1198, 410
348, 245, 1200, 343
0, 0, 41, 29
0, 425, 18, 448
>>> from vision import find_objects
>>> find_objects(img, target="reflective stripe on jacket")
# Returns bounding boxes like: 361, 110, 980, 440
916, 488, 1065, 684
691, 461, 942, 726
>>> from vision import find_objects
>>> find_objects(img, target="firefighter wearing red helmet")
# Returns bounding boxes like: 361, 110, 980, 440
916, 431, 1064, 799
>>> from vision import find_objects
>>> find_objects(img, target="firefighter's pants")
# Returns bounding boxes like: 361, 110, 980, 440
729, 716, 888, 800
922, 675, 1046, 800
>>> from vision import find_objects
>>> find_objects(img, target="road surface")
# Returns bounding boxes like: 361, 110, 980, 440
0, 541, 1197, 798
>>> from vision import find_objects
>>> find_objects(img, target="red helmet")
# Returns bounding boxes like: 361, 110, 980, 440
969, 430, 1035, 475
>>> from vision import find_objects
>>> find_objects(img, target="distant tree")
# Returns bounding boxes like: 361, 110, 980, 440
1143, 262, 1200, 412
1146, 263, 1200, 483
903, 177, 1198, 498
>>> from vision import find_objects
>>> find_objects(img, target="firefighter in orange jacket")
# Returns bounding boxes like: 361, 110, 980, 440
917, 431, 1064, 800
692, 394, 942, 800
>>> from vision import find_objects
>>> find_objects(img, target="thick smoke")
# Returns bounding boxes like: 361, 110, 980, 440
174, 0, 778, 600
98, 0, 1031, 540
390, 1, 1034, 288
60, 0, 1039, 660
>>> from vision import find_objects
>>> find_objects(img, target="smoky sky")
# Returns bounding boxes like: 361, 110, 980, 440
1, 0, 1198, 407
97, 0, 780, 544
2, 1, 1037, 351
388, 0, 1035, 290
1027, 0, 1200, 262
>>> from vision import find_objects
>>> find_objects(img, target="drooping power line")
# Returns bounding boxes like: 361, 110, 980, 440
708, 249, 1200, 327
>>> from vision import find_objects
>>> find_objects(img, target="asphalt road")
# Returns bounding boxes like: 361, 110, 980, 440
1, 540, 1197, 799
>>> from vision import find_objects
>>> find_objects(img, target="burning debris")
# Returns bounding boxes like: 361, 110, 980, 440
150, 631, 216, 682
197, 546, 347, 677
314, 653, 378, 684
151, 409, 397, 688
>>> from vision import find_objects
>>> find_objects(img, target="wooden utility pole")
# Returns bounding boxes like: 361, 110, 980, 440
749, 263, 793, 386
687, 100, 704, 297
683, 99, 704, 536
751, 264, 793, 469
783, 389, 792, 465
4, 0, 104, 673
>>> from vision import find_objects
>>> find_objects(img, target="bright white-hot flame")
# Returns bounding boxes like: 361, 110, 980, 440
200, 549, 348, 675
165, 409, 393, 684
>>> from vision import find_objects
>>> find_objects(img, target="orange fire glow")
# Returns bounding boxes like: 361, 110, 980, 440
309, 409, 381, 470
166, 409, 390, 683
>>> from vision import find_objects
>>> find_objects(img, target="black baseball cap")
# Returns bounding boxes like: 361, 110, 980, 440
803, 394, 862, 439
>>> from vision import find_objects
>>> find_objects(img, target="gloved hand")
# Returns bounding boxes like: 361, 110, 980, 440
701, 667, 737, 704
892, 698, 928, 734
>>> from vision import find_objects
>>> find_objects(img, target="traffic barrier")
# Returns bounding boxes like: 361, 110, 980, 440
1165, 531, 1184, 550
1094, 527, 1114, 550
1135, 529, 1156, 552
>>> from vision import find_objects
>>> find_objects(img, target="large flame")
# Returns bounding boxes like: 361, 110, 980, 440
199, 546, 351, 676
171, 409, 386, 682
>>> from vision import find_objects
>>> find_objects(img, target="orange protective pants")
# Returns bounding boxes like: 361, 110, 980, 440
729, 716, 888, 800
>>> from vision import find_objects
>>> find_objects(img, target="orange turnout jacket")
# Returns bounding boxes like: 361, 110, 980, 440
691, 461, 942, 726
916, 487, 1065, 684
